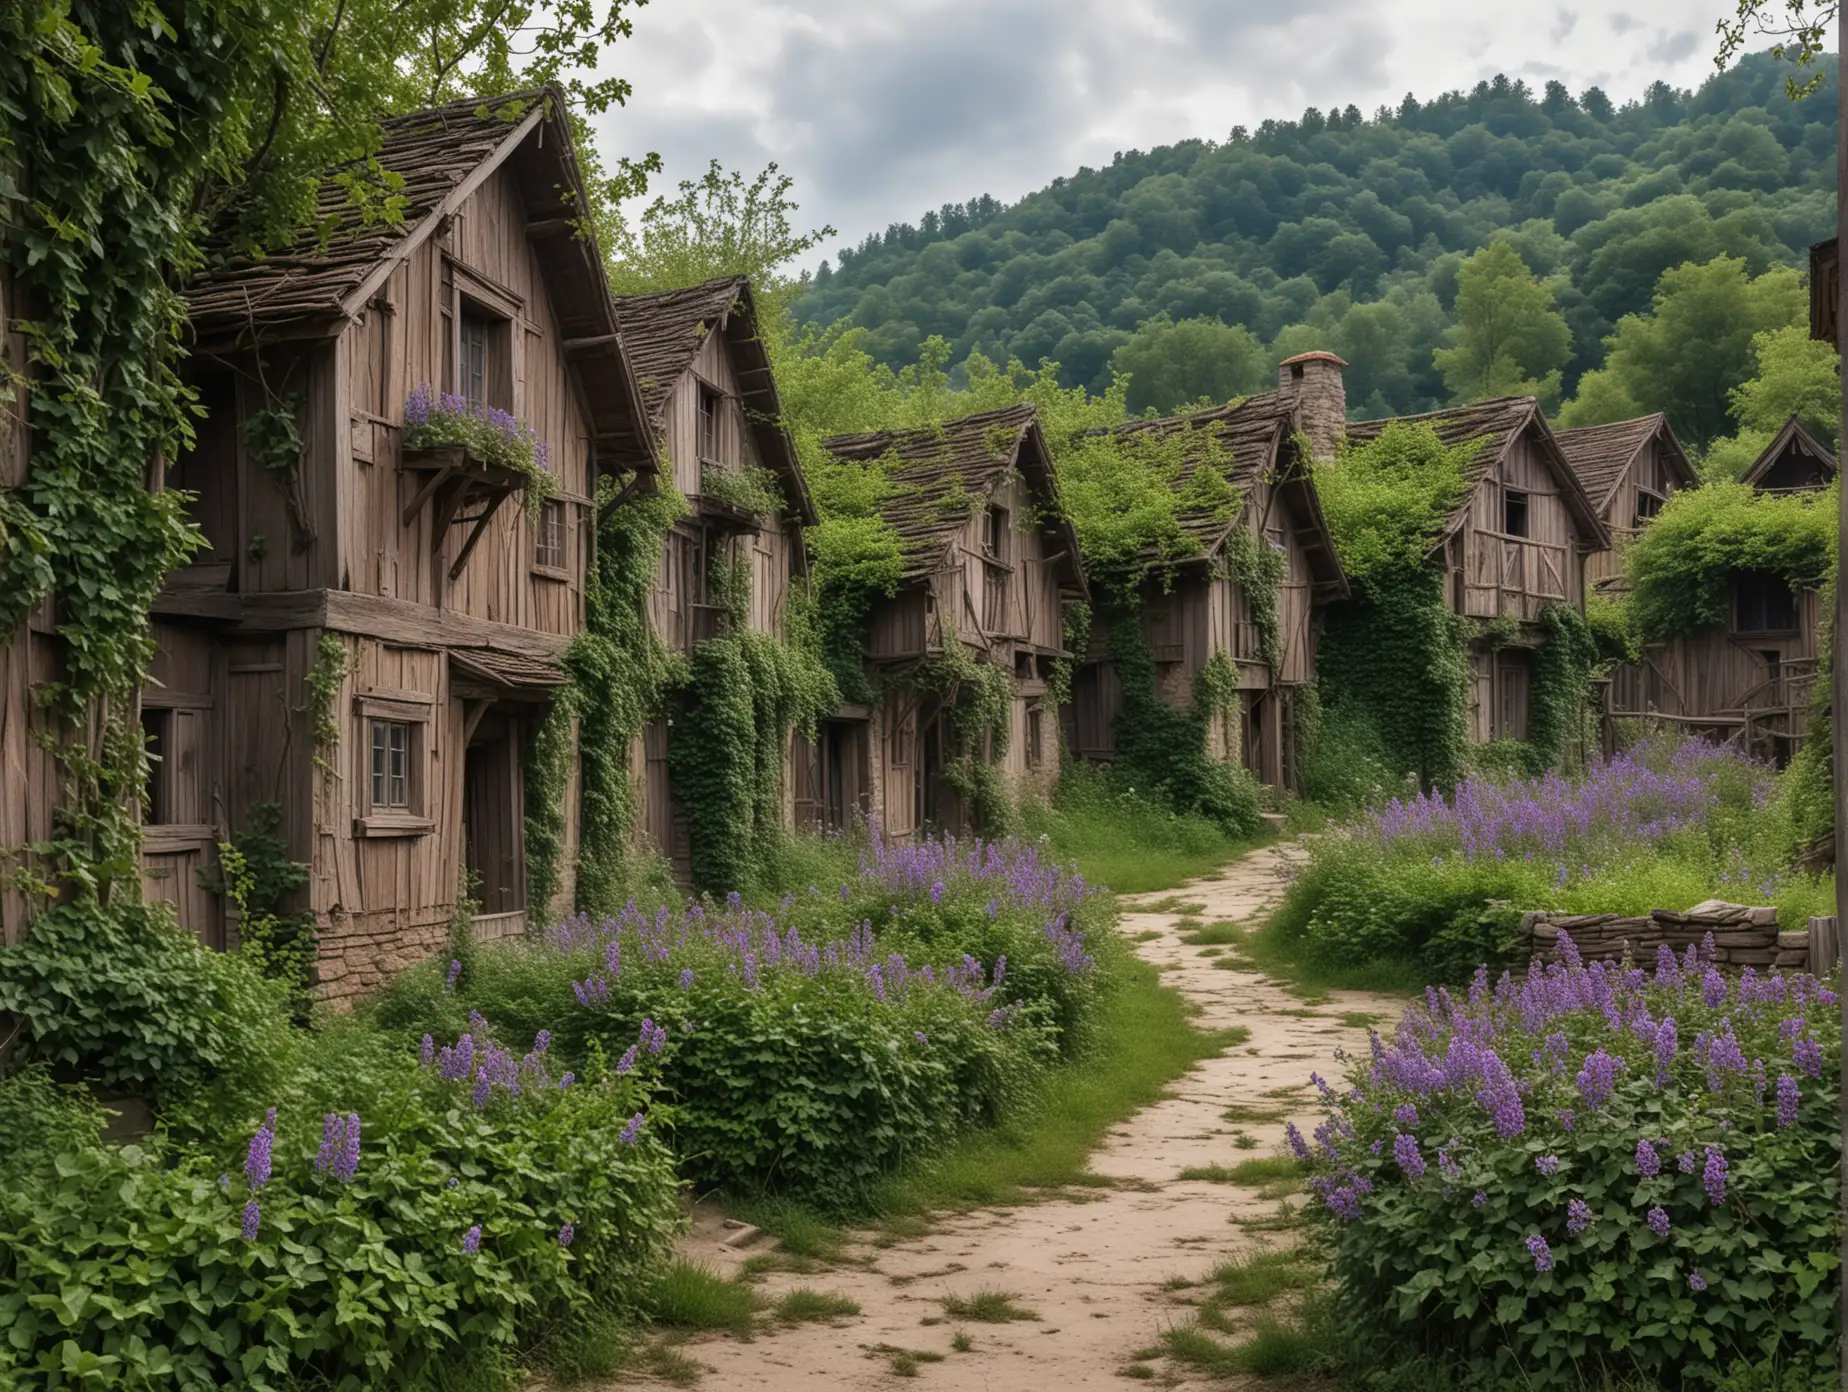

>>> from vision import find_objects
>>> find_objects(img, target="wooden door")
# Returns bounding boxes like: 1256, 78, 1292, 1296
464, 712, 525, 916
1496, 653, 1530, 742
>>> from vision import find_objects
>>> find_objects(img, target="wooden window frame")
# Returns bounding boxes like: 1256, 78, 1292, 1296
697, 382, 722, 466
1025, 708, 1044, 771
1733, 572, 1798, 635
142, 706, 174, 826
1502, 488, 1530, 539
532, 498, 568, 578
1633, 488, 1664, 528
355, 689, 436, 836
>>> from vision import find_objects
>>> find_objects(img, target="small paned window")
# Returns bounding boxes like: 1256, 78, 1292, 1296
697, 385, 721, 462
535, 500, 566, 570
370, 720, 412, 809
459, 311, 492, 409
1503, 489, 1530, 538
1633, 490, 1664, 526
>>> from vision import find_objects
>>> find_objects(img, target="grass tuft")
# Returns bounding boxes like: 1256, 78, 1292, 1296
950, 1330, 974, 1352
1204, 1249, 1319, 1307
648, 1260, 759, 1339
774, 1288, 861, 1323
939, 1288, 1040, 1322
1179, 920, 1246, 946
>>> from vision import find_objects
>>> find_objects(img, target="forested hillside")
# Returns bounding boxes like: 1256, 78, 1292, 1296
793, 53, 1836, 420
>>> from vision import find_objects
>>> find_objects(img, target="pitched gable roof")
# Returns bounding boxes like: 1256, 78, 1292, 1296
186, 88, 654, 470
610, 276, 815, 524
1101, 389, 1346, 597
1551, 413, 1697, 513
1346, 396, 1611, 549
822, 404, 1086, 595
1740, 414, 1839, 493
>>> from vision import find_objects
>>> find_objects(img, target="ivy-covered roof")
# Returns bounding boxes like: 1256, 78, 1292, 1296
611, 276, 815, 524
1101, 389, 1347, 597
185, 87, 655, 471
1740, 414, 1839, 494
1551, 413, 1697, 512
1346, 396, 1611, 549
822, 404, 1086, 594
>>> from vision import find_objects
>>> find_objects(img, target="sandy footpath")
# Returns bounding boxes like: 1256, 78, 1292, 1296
629, 844, 1407, 1389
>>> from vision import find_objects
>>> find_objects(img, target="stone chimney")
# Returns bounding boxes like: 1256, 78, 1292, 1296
1278, 351, 1348, 464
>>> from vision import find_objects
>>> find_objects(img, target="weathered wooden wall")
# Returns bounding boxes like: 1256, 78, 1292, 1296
1455, 430, 1583, 623
1585, 438, 1685, 589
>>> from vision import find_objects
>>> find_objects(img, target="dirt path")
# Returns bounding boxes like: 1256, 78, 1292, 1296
653, 844, 1407, 1389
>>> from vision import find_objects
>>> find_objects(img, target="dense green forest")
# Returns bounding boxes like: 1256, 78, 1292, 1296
793, 53, 1837, 422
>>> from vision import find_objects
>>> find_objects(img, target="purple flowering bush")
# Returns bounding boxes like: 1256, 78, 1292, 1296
379, 832, 1117, 1208
1295, 934, 1840, 1382
0, 1022, 678, 1387
1272, 738, 1830, 982
402, 381, 556, 514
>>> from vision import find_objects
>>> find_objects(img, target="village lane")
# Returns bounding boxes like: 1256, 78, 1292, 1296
641, 843, 1409, 1390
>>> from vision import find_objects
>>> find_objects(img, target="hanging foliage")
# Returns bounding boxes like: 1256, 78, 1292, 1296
1524, 603, 1601, 775
203, 804, 316, 1018
900, 622, 1017, 834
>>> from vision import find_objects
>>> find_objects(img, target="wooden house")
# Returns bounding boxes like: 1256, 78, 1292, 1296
610, 277, 817, 881
813, 406, 1087, 837
1345, 391, 1611, 745
1551, 414, 1697, 590
110, 91, 656, 1000
1061, 386, 1348, 794
1604, 420, 1833, 760
1740, 415, 1838, 495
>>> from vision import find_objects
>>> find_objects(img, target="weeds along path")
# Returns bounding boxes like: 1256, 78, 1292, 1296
647, 844, 1407, 1389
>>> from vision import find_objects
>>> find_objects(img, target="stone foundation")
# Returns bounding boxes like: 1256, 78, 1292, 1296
1523, 900, 1833, 973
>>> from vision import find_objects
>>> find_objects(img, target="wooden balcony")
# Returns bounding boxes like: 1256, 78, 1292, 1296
1463, 531, 1570, 622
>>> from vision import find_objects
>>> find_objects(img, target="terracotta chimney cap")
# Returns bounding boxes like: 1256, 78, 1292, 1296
1279, 350, 1349, 368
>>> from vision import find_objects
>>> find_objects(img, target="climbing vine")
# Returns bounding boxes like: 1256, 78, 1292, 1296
901, 622, 1017, 833
1222, 523, 1287, 674
1524, 603, 1601, 775
527, 484, 686, 915
243, 394, 315, 550
205, 804, 316, 1019
301, 633, 348, 776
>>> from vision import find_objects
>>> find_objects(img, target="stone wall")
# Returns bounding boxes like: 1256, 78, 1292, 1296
1523, 900, 1825, 973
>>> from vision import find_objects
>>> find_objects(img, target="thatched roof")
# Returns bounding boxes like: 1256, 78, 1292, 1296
1346, 396, 1611, 549
185, 87, 654, 471
1100, 389, 1347, 598
1551, 413, 1696, 513
611, 276, 815, 524
822, 405, 1086, 594
1741, 415, 1838, 494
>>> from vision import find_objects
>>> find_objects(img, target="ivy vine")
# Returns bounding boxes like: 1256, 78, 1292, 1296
903, 623, 1017, 833
301, 633, 348, 777
1222, 523, 1287, 674
1523, 603, 1600, 776
203, 804, 316, 1020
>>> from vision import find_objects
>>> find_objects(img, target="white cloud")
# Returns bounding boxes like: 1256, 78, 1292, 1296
586, 0, 1734, 265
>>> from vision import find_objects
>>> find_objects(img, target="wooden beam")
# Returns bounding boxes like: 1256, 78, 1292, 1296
448, 492, 509, 580
524, 217, 576, 241
563, 333, 621, 356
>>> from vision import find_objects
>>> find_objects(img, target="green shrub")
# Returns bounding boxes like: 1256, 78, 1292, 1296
375, 832, 1114, 1211
1295, 943, 1840, 1384
0, 1023, 679, 1389
0, 900, 293, 1106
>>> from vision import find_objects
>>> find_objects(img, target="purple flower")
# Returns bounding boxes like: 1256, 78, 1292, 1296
1566, 1198, 1592, 1235
1284, 1122, 1312, 1164
1688, 1269, 1708, 1292
405, 382, 433, 427
1702, 1147, 1728, 1206
1634, 1140, 1660, 1177
334, 1113, 361, 1182
446, 1176, 459, 1189
1677, 1150, 1698, 1173
914, 1031, 929, 1046
241, 1199, 261, 1241
1394, 1132, 1425, 1179
445, 958, 462, 991
619, 1112, 645, 1145
1775, 1074, 1800, 1127
245, 1109, 275, 1189
1701, 969, 1727, 1009
1526, 1234, 1554, 1273
558, 1223, 574, 1247
316, 1113, 342, 1176
1324, 1185, 1363, 1220
1653, 1018, 1678, 1086
532, 1030, 550, 1055
1438, 1147, 1461, 1180
462, 1225, 482, 1256
420, 1034, 435, 1066
1793, 1037, 1823, 1078
1646, 1206, 1671, 1236
1471, 1190, 1486, 1209
679, 968, 695, 990
473, 1069, 492, 1110
558, 1072, 575, 1088
1393, 1103, 1419, 1128
1535, 1155, 1559, 1177
1575, 1048, 1622, 1109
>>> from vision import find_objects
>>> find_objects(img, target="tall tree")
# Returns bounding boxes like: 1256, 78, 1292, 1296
1111, 314, 1269, 415
1558, 256, 1804, 446
1432, 239, 1573, 406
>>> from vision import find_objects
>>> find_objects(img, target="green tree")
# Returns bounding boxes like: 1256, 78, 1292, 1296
1558, 256, 1803, 445
1111, 314, 1269, 415
607, 161, 836, 313
1729, 322, 1841, 445
1432, 239, 1572, 406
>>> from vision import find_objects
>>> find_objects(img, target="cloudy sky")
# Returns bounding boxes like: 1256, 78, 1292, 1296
590, 0, 1736, 264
